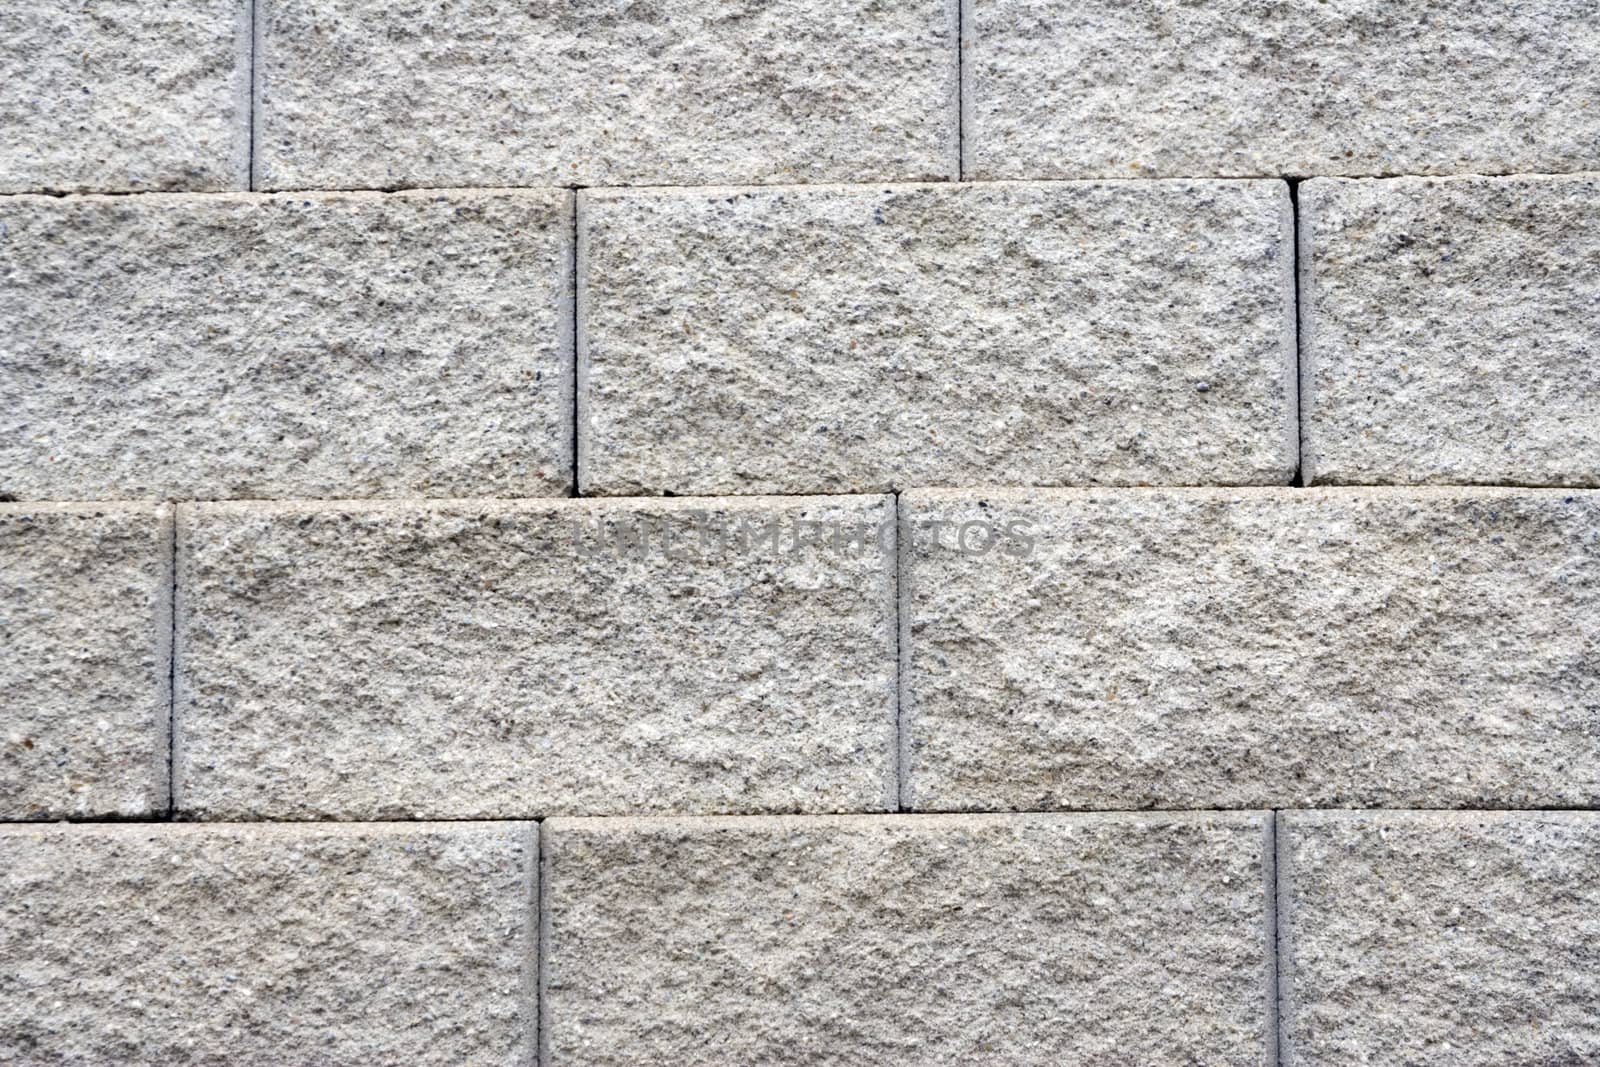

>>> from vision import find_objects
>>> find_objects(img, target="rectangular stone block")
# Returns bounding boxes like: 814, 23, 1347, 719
1279, 811, 1600, 1065
176, 496, 896, 818
1, 503, 171, 819
0, 189, 573, 500
0, 0, 249, 193
580, 180, 1295, 495
1301, 173, 1600, 486
255, 0, 957, 190
542, 812, 1274, 1066
0, 821, 536, 1066
901, 487, 1600, 810
966, 0, 1600, 179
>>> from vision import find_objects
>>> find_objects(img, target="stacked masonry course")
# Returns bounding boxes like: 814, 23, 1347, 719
1, 0, 1597, 1063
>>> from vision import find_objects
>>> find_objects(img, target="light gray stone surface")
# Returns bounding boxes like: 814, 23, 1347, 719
1279, 811, 1600, 1065
0, 821, 536, 1066
901, 487, 1600, 810
1301, 173, 1600, 486
1, 504, 171, 819
0, 189, 573, 500
965, 0, 1600, 180
0, 0, 249, 193
579, 180, 1295, 495
176, 496, 896, 819
542, 812, 1274, 1066
255, 0, 957, 190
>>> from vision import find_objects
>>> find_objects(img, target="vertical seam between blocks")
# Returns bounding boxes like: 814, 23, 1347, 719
247, 0, 259, 191
1273, 810, 1290, 1067
954, 0, 964, 180
166, 504, 184, 818
571, 190, 586, 498
1287, 178, 1305, 487
955, 0, 968, 181
527, 821, 543, 1067
1266, 810, 1282, 1067
163, 505, 177, 818
893, 491, 908, 812
537, 823, 552, 1067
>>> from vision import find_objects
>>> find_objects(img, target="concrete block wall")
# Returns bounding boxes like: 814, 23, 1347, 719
2, 0, 1598, 1062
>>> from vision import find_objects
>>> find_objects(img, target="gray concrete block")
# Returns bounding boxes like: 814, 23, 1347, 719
1, 503, 171, 819
966, 0, 1600, 180
255, 0, 957, 190
0, 0, 249, 193
1279, 810, 1600, 1065
901, 487, 1600, 811
175, 496, 897, 819
1301, 173, 1600, 486
579, 180, 1296, 495
542, 811, 1274, 1066
0, 821, 537, 1066
0, 189, 573, 500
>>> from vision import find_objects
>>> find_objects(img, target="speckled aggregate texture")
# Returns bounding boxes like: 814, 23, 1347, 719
542, 812, 1274, 1066
176, 496, 896, 819
965, 0, 1600, 180
0, 821, 537, 1066
0, 504, 172, 820
901, 487, 1600, 811
0, 0, 249, 193
255, 0, 958, 190
0, 189, 573, 500
6, 0, 1600, 1058
579, 180, 1296, 495
1301, 173, 1600, 486
1279, 811, 1600, 1065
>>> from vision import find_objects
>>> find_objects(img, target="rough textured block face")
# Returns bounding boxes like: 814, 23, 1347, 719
580, 180, 1295, 495
0, 0, 249, 193
176, 496, 896, 818
1, 189, 573, 500
0, 504, 171, 819
1280, 811, 1600, 1065
0, 822, 536, 1066
965, 0, 1600, 179
543, 812, 1273, 1066
1301, 174, 1600, 486
255, 0, 957, 189
901, 487, 1600, 810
